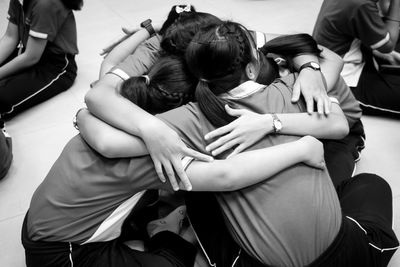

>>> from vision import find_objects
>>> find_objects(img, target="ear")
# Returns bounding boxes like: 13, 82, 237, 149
245, 61, 258, 80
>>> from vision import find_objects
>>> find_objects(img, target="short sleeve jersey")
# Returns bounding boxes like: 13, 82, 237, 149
109, 35, 162, 80
157, 75, 342, 267
27, 135, 169, 244
313, 0, 388, 56
7, 0, 78, 55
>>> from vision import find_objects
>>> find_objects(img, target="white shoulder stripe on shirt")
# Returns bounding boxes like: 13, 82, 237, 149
29, 30, 48, 39
370, 33, 390, 50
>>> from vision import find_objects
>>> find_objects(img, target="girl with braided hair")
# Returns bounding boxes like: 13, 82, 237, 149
83, 21, 398, 266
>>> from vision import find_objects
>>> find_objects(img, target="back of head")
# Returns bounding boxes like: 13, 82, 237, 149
161, 12, 222, 56
185, 21, 257, 127
120, 55, 196, 114
159, 4, 197, 35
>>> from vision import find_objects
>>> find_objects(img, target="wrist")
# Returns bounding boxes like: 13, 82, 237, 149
140, 19, 156, 37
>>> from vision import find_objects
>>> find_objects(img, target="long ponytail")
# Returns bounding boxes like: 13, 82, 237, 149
120, 56, 196, 114
186, 22, 255, 127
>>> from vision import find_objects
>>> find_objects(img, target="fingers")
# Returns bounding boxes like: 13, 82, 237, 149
317, 98, 324, 115
210, 138, 239, 156
206, 132, 235, 152
305, 96, 314, 114
205, 124, 233, 140
171, 158, 192, 191
227, 144, 245, 158
324, 97, 331, 115
162, 161, 179, 191
154, 161, 166, 183
291, 82, 301, 102
225, 105, 244, 117
185, 147, 214, 162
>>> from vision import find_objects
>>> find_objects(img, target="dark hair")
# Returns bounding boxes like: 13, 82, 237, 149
120, 56, 196, 114
260, 33, 321, 71
185, 21, 257, 127
159, 5, 197, 35
161, 12, 222, 56
60, 0, 84, 10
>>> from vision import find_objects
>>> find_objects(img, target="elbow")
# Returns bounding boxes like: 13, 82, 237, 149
87, 136, 118, 158
330, 117, 349, 139
213, 167, 240, 192
84, 87, 100, 110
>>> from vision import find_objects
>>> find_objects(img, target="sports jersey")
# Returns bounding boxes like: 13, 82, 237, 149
157, 74, 342, 266
109, 35, 162, 80
27, 135, 168, 244
312, 0, 389, 87
7, 0, 78, 55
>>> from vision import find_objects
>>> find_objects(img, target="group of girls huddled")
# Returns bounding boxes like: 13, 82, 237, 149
0, 2, 397, 267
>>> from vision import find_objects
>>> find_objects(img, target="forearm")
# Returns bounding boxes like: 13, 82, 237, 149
186, 139, 307, 191
85, 74, 158, 137
0, 52, 38, 79
99, 29, 150, 77
278, 104, 349, 139
77, 108, 149, 158
0, 36, 18, 66
318, 46, 343, 90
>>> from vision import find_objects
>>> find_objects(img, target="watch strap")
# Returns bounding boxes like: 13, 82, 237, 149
140, 19, 156, 37
299, 61, 321, 72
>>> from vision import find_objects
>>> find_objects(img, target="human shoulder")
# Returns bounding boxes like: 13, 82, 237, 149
32, 0, 69, 14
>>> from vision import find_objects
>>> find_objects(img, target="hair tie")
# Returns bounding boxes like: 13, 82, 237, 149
175, 5, 191, 14
141, 75, 150, 85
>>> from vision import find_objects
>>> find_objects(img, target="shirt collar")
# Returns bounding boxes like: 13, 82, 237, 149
219, 80, 266, 100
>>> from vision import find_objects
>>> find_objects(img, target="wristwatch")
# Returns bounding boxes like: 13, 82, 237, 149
299, 61, 321, 72
140, 19, 156, 37
271, 113, 282, 133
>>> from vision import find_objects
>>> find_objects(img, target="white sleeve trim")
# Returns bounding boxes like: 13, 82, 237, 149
329, 97, 340, 105
182, 156, 195, 171
255, 31, 266, 48
370, 33, 390, 50
110, 68, 130, 81
29, 30, 48, 39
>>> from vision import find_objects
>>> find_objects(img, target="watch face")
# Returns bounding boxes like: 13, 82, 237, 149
274, 120, 282, 131
310, 62, 320, 69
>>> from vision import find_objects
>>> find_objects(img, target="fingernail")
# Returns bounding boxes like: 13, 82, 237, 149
187, 185, 192, 191
205, 146, 210, 151
204, 135, 210, 140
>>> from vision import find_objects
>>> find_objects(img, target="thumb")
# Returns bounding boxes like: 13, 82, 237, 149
292, 81, 301, 102
225, 104, 244, 117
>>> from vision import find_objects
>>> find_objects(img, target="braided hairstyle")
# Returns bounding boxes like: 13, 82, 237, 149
120, 55, 196, 114
185, 21, 258, 127
161, 12, 222, 56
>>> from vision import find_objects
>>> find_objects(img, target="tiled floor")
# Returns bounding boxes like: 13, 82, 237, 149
0, 0, 399, 266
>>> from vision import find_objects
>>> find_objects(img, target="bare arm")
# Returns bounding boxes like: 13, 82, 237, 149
186, 136, 324, 191
77, 108, 148, 158
85, 79, 212, 191
0, 22, 19, 66
76, 108, 324, 191
0, 36, 47, 79
99, 29, 151, 78
290, 46, 343, 114
204, 104, 348, 157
